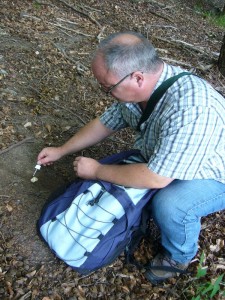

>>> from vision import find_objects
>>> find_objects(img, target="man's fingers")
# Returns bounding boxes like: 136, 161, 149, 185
73, 156, 82, 166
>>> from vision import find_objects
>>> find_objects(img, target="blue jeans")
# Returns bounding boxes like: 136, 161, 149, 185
150, 179, 225, 264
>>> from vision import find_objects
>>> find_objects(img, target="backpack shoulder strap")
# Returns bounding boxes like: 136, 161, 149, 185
136, 71, 192, 131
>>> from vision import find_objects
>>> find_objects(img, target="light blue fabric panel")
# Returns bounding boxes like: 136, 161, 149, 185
40, 182, 151, 267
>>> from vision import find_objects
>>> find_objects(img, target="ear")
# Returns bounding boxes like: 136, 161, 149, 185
132, 71, 144, 88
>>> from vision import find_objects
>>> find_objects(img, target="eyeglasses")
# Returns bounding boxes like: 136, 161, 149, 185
101, 72, 133, 95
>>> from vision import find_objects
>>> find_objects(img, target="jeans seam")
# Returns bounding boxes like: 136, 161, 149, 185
183, 191, 225, 221
181, 191, 225, 252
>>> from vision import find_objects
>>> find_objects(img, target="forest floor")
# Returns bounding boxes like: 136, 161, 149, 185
0, 0, 225, 299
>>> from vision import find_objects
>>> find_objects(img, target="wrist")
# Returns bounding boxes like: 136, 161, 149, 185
57, 145, 68, 158
95, 163, 104, 180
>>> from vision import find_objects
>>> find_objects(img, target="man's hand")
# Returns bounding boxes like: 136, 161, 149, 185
37, 147, 63, 165
74, 156, 173, 189
73, 156, 101, 180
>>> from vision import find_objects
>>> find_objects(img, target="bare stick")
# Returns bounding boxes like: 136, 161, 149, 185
0, 137, 34, 155
51, 101, 88, 125
145, 24, 177, 30
79, 4, 101, 13
48, 22, 94, 37
52, 42, 89, 74
153, 36, 219, 60
34, 1, 55, 7
160, 56, 192, 67
148, 9, 174, 23
56, 17, 78, 25
97, 26, 106, 42
55, 0, 102, 28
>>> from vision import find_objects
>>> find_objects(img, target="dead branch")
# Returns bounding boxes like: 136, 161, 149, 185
160, 56, 192, 68
161, 56, 214, 72
147, 0, 167, 8
0, 137, 34, 155
20, 13, 41, 21
51, 101, 88, 125
52, 42, 89, 75
56, 17, 78, 25
153, 36, 219, 60
34, 1, 55, 7
148, 9, 174, 23
97, 26, 106, 43
78, 4, 101, 13
145, 24, 177, 30
47, 22, 93, 37
57, 28, 73, 37
55, 0, 102, 28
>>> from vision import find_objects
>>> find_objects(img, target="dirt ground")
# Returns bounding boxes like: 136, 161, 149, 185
0, 0, 225, 299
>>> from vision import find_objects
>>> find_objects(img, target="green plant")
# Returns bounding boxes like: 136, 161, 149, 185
194, 5, 225, 28
205, 13, 225, 28
188, 252, 225, 300
33, 1, 41, 9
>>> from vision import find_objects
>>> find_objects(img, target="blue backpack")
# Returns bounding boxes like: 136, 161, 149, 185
37, 150, 157, 275
37, 73, 193, 274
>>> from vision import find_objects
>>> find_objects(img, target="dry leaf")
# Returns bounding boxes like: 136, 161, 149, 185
45, 124, 51, 133
35, 131, 42, 137
26, 270, 36, 278
62, 126, 71, 132
121, 286, 130, 293
24, 122, 32, 128
209, 239, 224, 252
6, 203, 13, 212
215, 264, 225, 270
78, 285, 85, 298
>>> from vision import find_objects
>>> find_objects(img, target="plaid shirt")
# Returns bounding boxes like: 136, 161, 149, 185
100, 63, 225, 183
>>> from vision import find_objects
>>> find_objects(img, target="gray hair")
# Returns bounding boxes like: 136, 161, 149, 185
95, 31, 162, 78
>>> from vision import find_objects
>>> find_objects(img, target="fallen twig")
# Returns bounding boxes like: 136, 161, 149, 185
51, 101, 88, 125
147, 0, 166, 8
145, 24, 177, 30
52, 42, 89, 75
97, 26, 106, 42
56, 17, 78, 25
55, 0, 102, 28
0, 137, 34, 155
20, 13, 41, 21
161, 57, 215, 72
18, 291, 32, 300
48, 22, 93, 37
34, 1, 55, 7
148, 9, 174, 23
79, 4, 101, 13
153, 36, 219, 60
160, 56, 192, 67
27, 85, 89, 125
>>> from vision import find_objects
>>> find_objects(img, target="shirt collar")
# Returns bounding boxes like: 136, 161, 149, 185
152, 63, 174, 92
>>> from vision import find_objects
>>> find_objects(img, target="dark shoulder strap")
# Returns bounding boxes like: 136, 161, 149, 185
136, 71, 192, 131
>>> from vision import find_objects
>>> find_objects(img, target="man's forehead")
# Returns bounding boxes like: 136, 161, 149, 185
92, 54, 106, 73
92, 54, 114, 77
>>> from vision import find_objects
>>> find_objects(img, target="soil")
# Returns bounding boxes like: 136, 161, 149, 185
0, 0, 224, 299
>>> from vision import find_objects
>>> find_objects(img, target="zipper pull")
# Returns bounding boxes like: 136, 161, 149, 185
88, 188, 105, 206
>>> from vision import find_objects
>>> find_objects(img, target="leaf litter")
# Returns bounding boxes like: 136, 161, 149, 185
0, 0, 224, 299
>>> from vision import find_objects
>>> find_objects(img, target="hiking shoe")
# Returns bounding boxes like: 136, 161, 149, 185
145, 252, 189, 285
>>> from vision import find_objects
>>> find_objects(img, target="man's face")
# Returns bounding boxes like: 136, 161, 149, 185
91, 55, 142, 102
